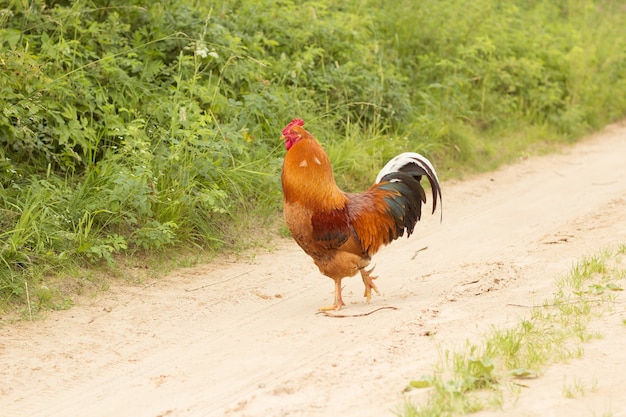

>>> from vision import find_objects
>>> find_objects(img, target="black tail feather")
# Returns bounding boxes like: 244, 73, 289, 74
375, 152, 443, 239
378, 171, 428, 238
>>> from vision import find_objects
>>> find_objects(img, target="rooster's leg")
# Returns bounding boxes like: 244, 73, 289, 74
360, 267, 380, 303
319, 278, 345, 311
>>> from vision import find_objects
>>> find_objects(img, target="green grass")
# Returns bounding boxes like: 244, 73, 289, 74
402, 245, 626, 416
1, 0, 626, 311
561, 376, 597, 399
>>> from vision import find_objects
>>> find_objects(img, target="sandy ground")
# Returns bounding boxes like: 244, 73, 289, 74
1, 123, 626, 417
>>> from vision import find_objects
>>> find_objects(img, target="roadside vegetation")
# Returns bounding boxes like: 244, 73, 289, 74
1, 0, 626, 311
402, 244, 626, 416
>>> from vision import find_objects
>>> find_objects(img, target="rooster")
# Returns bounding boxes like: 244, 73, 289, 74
281, 119, 442, 311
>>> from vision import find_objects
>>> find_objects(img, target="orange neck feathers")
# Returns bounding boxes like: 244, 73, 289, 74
281, 133, 347, 211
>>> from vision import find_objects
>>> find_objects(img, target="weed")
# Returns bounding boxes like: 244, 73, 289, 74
562, 376, 586, 399
562, 375, 599, 399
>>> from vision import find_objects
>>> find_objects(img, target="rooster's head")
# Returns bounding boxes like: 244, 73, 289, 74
282, 118, 306, 150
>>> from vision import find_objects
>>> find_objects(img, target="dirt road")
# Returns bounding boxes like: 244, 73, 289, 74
2, 123, 626, 417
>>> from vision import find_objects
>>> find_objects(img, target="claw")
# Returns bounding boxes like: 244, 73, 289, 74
360, 266, 380, 303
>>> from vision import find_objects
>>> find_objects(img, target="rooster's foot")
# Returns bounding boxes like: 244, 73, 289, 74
361, 266, 380, 303
319, 279, 345, 311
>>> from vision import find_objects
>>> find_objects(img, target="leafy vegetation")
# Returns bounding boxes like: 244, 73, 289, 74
1, 0, 626, 308
402, 245, 626, 416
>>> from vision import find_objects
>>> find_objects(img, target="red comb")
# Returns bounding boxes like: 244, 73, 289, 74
282, 118, 304, 135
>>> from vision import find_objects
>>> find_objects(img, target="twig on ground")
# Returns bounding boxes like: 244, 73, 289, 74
142, 281, 158, 290
316, 306, 398, 318
185, 269, 254, 291
412, 246, 429, 260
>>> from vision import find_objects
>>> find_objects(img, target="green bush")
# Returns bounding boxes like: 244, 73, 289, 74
376, 0, 626, 163
1, 0, 625, 305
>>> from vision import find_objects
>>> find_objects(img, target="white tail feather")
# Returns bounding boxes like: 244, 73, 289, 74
375, 152, 439, 184
376, 152, 442, 220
